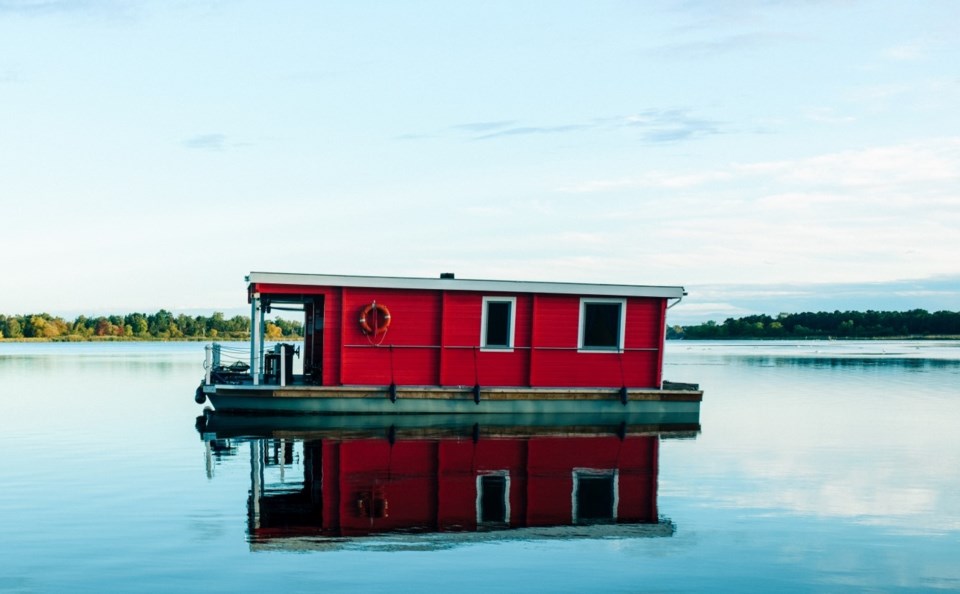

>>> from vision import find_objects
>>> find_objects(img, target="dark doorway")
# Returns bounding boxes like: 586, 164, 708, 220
304, 296, 324, 384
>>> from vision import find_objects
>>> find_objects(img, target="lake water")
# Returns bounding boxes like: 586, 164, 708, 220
1, 340, 958, 593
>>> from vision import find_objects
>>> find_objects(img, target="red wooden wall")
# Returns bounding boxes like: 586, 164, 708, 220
253, 283, 668, 388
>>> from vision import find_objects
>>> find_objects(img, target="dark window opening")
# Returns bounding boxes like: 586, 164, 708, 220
582, 302, 622, 349
484, 301, 512, 348
576, 475, 615, 523
479, 475, 507, 523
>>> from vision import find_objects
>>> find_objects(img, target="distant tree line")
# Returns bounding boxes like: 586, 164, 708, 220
669, 309, 960, 340
0, 311, 303, 341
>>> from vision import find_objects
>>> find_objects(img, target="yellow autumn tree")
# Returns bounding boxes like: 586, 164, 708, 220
265, 322, 283, 340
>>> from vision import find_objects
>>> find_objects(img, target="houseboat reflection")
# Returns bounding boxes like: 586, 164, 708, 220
196, 413, 698, 551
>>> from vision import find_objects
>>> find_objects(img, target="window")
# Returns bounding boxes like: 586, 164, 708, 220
476, 472, 510, 526
579, 298, 626, 351
481, 297, 516, 351
572, 469, 618, 525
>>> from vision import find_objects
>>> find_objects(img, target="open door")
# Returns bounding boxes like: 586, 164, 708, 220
303, 296, 325, 384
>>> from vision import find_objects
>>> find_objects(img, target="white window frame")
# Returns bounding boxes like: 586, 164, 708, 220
578, 297, 626, 352
476, 470, 511, 525
571, 468, 619, 525
480, 296, 517, 352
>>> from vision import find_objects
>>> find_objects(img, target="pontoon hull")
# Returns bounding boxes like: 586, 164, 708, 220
202, 384, 702, 416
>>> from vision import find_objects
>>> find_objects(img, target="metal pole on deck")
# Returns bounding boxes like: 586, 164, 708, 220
259, 305, 266, 383
280, 344, 286, 387
205, 344, 212, 385
251, 293, 260, 385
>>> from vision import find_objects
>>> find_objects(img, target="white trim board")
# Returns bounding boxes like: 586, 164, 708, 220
246, 272, 685, 299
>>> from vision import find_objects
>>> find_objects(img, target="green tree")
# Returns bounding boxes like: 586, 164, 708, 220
149, 310, 173, 336
207, 312, 226, 334
5, 318, 22, 338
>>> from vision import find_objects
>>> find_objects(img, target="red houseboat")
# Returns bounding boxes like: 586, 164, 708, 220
198, 272, 702, 414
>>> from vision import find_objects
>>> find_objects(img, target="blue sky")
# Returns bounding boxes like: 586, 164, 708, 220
1, 1, 957, 324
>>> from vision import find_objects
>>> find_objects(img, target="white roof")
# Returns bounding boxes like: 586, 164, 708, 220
246, 272, 685, 299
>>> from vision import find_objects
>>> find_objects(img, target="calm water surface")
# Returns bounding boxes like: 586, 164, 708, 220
1, 340, 958, 593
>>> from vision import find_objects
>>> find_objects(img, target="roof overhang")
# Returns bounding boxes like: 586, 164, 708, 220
246, 272, 686, 299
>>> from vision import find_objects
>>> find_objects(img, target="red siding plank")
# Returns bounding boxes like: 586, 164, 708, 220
656, 298, 667, 387
325, 288, 342, 386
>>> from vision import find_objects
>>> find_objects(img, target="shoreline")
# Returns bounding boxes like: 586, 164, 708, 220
0, 335, 299, 343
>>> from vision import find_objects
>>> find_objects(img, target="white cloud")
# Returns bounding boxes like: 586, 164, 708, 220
843, 83, 914, 103
882, 41, 928, 62
803, 107, 856, 124
462, 206, 511, 217
182, 133, 228, 151
669, 301, 751, 320
563, 138, 960, 196
666, 276, 960, 324
550, 139, 960, 287
556, 170, 733, 193
738, 139, 960, 187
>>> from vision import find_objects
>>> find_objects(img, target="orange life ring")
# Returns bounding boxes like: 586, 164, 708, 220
356, 487, 388, 519
359, 302, 391, 335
